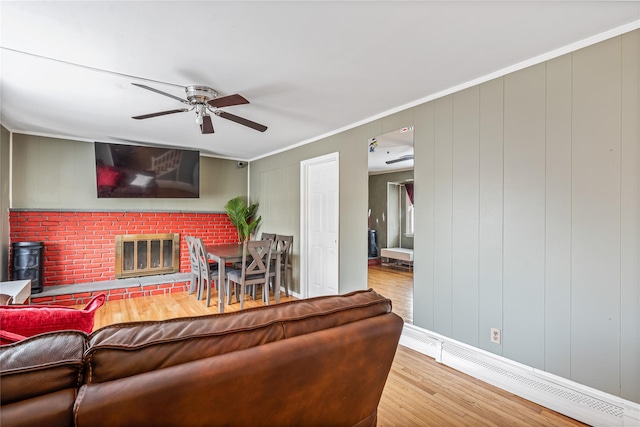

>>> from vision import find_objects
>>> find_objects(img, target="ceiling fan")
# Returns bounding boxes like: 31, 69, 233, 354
131, 83, 267, 134
385, 154, 414, 165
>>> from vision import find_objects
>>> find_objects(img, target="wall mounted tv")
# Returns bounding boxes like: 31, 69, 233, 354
95, 142, 200, 198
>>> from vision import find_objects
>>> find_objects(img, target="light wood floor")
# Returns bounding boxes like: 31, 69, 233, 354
87, 273, 585, 427
368, 264, 414, 324
92, 287, 297, 329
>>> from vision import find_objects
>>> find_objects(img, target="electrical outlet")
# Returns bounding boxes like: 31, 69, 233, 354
490, 328, 501, 344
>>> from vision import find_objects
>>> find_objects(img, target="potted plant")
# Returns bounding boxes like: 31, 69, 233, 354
225, 196, 262, 243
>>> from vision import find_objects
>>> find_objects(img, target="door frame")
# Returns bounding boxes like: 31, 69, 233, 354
386, 182, 401, 248
300, 151, 340, 299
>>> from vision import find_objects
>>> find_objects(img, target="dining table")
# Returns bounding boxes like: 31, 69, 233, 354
205, 242, 281, 313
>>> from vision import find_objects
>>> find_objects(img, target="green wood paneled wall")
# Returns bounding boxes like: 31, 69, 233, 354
252, 29, 639, 403
10, 134, 247, 212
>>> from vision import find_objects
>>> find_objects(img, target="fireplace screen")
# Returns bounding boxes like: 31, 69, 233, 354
115, 233, 180, 278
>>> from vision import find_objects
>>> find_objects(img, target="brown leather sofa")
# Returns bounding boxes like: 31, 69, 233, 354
0, 289, 403, 427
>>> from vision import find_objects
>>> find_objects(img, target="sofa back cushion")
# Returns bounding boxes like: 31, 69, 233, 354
0, 294, 105, 345
75, 311, 403, 427
86, 289, 392, 383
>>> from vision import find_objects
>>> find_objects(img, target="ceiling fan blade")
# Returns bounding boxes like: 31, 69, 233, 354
207, 94, 250, 108
385, 154, 414, 165
131, 83, 189, 104
217, 111, 267, 132
132, 108, 190, 120
200, 115, 214, 134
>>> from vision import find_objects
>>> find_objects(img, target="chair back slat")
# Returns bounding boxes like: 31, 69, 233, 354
195, 238, 211, 278
260, 233, 277, 250
186, 236, 200, 273
261, 232, 276, 241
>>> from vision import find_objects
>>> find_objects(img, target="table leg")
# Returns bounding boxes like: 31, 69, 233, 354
264, 266, 270, 306
218, 261, 226, 313
275, 252, 281, 304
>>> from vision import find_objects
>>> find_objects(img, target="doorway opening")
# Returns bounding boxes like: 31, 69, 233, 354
367, 127, 414, 324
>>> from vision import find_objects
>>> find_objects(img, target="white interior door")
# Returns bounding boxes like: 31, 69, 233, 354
301, 152, 339, 298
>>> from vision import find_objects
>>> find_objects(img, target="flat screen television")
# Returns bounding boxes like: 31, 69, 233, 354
95, 142, 200, 198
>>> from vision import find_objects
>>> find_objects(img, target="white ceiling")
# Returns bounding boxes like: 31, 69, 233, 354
1, 1, 638, 162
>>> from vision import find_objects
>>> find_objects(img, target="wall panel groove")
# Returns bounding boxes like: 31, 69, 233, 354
571, 36, 622, 397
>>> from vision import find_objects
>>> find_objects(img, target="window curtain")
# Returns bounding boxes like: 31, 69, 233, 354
405, 183, 414, 205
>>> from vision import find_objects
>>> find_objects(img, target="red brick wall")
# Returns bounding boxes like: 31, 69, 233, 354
9, 211, 238, 288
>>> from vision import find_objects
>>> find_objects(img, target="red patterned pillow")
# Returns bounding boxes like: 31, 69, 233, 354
0, 294, 106, 344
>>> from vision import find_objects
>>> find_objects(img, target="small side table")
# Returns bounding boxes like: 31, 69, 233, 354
0, 280, 32, 304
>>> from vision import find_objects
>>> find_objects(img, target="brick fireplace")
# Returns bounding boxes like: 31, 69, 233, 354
9, 211, 237, 299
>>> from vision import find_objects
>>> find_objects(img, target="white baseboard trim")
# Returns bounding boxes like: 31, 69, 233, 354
280, 286, 302, 300
400, 323, 640, 427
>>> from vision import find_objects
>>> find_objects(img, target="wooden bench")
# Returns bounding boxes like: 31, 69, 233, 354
380, 248, 413, 270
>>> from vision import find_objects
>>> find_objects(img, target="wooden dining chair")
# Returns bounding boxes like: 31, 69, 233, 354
186, 236, 218, 300
260, 232, 276, 248
185, 236, 201, 298
226, 240, 273, 310
192, 238, 221, 308
275, 234, 293, 297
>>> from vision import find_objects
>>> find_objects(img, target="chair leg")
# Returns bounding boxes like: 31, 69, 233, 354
189, 274, 197, 295
206, 278, 216, 308
205, 277, 210, 307
196, 277, 203, 300
226, 279, 233, 305
263, 281, 268, 303
205, 279, 210, 307
283, 268, 290, 297
239, 283, 245, 310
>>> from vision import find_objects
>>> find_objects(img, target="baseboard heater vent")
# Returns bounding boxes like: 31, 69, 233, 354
399, 324, 439, 359
441, 341, 625, 425
401, 324, 638, 427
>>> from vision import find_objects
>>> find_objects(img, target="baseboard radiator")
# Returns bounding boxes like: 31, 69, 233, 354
400, 324, 640, 427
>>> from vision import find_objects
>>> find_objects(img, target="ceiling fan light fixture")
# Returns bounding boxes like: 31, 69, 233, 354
195, 104, 206, 125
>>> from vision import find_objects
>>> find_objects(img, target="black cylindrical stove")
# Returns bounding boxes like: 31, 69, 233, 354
12, 242, 44, 294
368, 230, 378, 258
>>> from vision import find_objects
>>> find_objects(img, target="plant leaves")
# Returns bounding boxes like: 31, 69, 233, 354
225, 196, 261, 242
